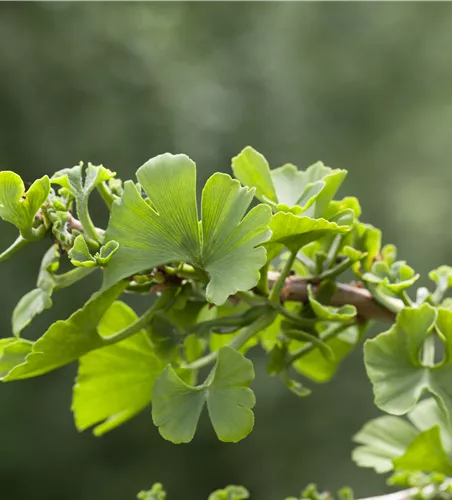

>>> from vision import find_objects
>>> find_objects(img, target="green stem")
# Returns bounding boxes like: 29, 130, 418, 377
181, 309, 277, 371
270, 251, 297, 305
286, 323, 349, 366
367, 284, 405, 314
96, 182, 115, 210
277, 306, 317, 328
318, 257, 352, 281
296, 252, 316, 274
76, 197, 101, 247
324, 234, 343, 269
422, 334, 435, 367
102, 289, 176, 345
0, 235, 29, 263
53, 267, 96, 290
400, 290, 412, 307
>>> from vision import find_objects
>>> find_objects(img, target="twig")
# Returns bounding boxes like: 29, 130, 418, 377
267, 271, 397, 323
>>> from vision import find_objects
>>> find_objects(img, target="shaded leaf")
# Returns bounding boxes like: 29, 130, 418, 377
364, 305, 452, 421
3, 281, 127, 380
152, 346, 255, 443
72, 301, 167, 436
352, 415, 418, 473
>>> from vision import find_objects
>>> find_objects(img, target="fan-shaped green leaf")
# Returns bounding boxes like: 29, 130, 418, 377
308, 285, 357, 321
231, 146, 347, 217
103, 153, 272, 305
0, 338, 33, 378
152, 346, 255, 443
363, 260, 419, 293
364, 305, 452, 421
3, 281, 127, 381
0, 171, 49, 239
72, 301, 167, 436
265, 212, 351, 257
352, 416, 419, 473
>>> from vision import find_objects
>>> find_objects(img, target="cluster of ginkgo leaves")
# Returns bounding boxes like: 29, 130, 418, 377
1, 146, 452, 496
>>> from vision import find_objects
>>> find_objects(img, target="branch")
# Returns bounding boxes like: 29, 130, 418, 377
67, 213, 105, 237
267, 271, 397, 323
361, 480, 452, 500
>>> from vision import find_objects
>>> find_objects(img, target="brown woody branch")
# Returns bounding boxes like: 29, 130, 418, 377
267, 271, 397, 323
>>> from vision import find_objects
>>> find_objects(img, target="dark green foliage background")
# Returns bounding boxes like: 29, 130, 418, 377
1, 3, 452, 499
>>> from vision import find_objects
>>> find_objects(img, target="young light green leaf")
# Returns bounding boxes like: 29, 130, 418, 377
352, 416, 419, 473
72, 301, 167, 436
52, 162, 115, 244
12, 245, 94, 336
408, 398, 452, 456
68, 235, 119, 268
430, 266, 452, 304
0, 171, 50, 239
103, 153, 272, 305
137, 484, 166, 500
0, 338, 33, 378
293, 323, 364, 383
363, 304, 452, 420
208, 485, 250, 500
68, 235, 97, 267
264, 212, 351, 258
232, 147, 347, 217
308, 285, 357, 321
393, 426, 452, 475
52, 162, 115, 198
363, 260, 419, 293
3, 281, 127, 381
152, 346, 255, 443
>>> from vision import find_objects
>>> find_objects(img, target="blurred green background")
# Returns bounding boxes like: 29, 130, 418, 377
1, 2, 452, 499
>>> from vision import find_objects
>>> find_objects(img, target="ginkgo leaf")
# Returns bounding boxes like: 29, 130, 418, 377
392, 426, 452, 475
352, 416, 419, 473
68, 235, 119, 268
231, 146, 347, 217
52, 162, 115, 244
308, 285, 357, 321
208, 485, 250, 500
364, 304, 452, 422
264, 211, 351, 258
363, 260, 419, 293
293, 323, 365, 383
137, 484, 167, 500
353, 398, 452, 474
12, 245, 59, 336
0, 338, 33, 378
408, 398, 452, 455
0, 171, 50, 239
52, 162, 115, 198
2, 281, 127, 381
72, 301, 167, 436
152, 346, 255, 443
103, 153, 272, 305
12, 245, 94, 336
